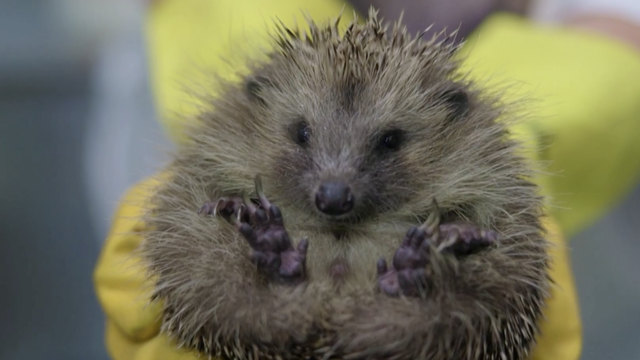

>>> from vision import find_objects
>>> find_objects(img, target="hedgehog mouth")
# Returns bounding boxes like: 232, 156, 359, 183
317, 211, 361, 224
313, 202, 394, 227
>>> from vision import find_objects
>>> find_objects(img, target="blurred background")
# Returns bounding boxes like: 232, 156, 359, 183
0, 0, 638, 359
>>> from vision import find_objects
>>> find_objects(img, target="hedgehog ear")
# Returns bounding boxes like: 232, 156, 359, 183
245, 76, 274, 105
439, 88, 470, 121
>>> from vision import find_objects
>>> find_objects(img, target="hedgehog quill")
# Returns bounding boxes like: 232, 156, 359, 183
141, 8, 551, 360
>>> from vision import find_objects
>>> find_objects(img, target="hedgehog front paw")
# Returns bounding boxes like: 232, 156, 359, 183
436, 222, 498, 255
376, 226, 431, 297
418, 199, 498, 256
237, 176, 309, 285
376, 200, 499, 298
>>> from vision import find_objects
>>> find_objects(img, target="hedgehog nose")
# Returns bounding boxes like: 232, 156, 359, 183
315, 182, 355, 216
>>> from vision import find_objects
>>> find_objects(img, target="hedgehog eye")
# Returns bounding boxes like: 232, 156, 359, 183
377, 129, 405, 152
290, 120, 311, 147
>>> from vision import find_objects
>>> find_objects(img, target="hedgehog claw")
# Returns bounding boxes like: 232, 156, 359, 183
199, 197, 244, 219
254, 174, 272, 212
197, 201, 216, 216
420, 198, 441, 237
233, 205, 246, 226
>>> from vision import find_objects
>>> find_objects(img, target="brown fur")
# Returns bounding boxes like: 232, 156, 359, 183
140, 8, 550, 360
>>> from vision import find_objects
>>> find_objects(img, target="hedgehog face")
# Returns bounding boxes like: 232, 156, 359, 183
277, 108, 417, 222
243, 55, 474, 224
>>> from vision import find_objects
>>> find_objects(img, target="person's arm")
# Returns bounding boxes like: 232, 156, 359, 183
530, 218, 582, 360
93, 175, 201, 360
565, 13, 640, 52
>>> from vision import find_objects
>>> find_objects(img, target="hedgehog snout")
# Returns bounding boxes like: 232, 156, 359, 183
315, 181, 355, 216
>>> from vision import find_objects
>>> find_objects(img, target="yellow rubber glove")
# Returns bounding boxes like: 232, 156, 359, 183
458, 13, 640, 239
94, 176, 200, 360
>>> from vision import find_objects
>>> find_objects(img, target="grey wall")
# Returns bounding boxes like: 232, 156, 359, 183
0, 1, 638, 360
0, 1, 132, 359
571, 184, 640, 359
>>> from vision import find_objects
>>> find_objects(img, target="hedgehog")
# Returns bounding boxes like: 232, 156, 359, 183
140, 8, 551, 360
